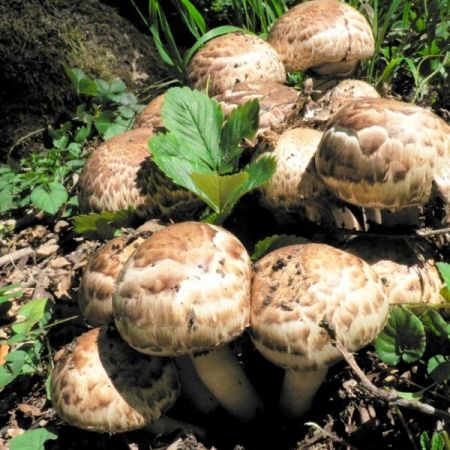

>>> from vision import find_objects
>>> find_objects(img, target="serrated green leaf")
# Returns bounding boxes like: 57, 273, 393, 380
0, 284, 23, 304
427, 355, 450, 383
72, 209, 135, 239
374, 306, 426, 365
240, 156, 277, 193
161, 87, 223, 169
9, 428, 57, 450
109, 79, 127, 94
118, 105, 136, 119
252, 234, 307, 261
93, 111, 116, 134
63, 65, 87, 93
220, 100, 260, 171
94, 79, 110, 95
30, 182, 68, 214
190, 172, 249, 214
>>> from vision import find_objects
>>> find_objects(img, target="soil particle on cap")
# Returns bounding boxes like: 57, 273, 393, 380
272, 258, 287, 271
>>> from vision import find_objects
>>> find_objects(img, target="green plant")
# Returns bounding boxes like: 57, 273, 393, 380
0, 66, 143, 218
350, 0, 449, 103
0, 285, 53, 392
149, 86, 276, 224
230, 0, 287, 36
374, 262, 450, 394
130, 0, 242, 80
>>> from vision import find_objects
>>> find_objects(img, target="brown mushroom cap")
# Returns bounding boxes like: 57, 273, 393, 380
134, 94, 165, 131
256, 127, 361, 230
78, 128, 202, 219
51, 327, 179, 433
215, 81, 299, 134
268, 0, 374, 76
344, 236, 445, 305
318, 79, 380, 117
251, 243, 388, 371
187, 33, 286, 96
113, 221, 252, 356
315, 98, 448, 209
78, 235, 146, 326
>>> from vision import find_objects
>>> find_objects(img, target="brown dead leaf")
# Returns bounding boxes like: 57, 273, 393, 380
17, 403, 42, 418
53, 271, 73, 300
36, 241, 59, 258
49, 256, 70, 269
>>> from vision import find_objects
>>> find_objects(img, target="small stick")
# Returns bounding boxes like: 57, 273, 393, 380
332, 340, 450, 423
304, 422, 361, 450
0, 248, 35, 267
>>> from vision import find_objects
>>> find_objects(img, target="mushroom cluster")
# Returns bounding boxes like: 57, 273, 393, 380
61, 0, 449, 440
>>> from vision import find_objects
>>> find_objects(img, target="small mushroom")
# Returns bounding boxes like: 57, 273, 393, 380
215, 81, 300, 135
113, 221, 262, 421
78, 128, 202, 219
306, 79, 380, 124
134, 94, 165, 131
51, 327, 190, 434
187, 32, 286, 96
255, 127, 362, 230
315, 98, 449, 217
268, 0, 374, 76
78, 235, 147, 326
250, 243, 388, 418
344, 236, 445, 305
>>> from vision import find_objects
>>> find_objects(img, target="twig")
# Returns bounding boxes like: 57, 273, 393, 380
394, 407, 420, 450
0, 247, 35, 268
332, 340, 450, 423
304, 422, 361, 450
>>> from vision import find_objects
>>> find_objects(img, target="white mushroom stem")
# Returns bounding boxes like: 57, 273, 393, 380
191, 346, 263, 422
174, 355, 220, 415
280, 367, 329, 418
145, 415, 206, 438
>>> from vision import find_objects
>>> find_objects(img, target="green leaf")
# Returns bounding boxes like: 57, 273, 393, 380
220, 100, 259, 171
72, 209, 135, 239
9, 428, 57, 450
437, 262, 450, 289
396, 390, 425, 401
427, 355, 450, 383
12, 298, 49, 334
190, 171, 249, 214
161, 87, 223, 169
421, 309, 450, 338
0, 284, 23, 304
240, 156, 277, 193
30, 182, 68, 215
374, 306, 426, 365
251, 234, 308, 261
0, 189, 14, 212
102, 123, 129, 141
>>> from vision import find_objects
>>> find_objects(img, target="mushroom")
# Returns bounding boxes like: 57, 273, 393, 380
113, 221, 262, 421
215, 81, 300, 136
134, 94, 165, 131
78, 128, 202, 220
250, 243, 388, 418
344, 236, 445, 305
255, 127, 362, 230
268, 0, 374, 77
187, 32, 286, 96
51, 327, 198, 435
315, 98, 450, 224
78, 235, 147, 326
305, 79, 380, 125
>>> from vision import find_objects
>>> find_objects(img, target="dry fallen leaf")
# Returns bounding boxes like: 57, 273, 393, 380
0, 344, 9, 366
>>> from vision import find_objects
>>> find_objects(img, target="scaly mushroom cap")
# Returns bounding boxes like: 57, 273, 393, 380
268, 0, 374, 75
78, 235, 147, 326
113, 222, 252, 356
344, 236, 445, 305
134, 94, 165, 131
315, 98, 449, 209
51, 327, 179, 433
78, 128, 202, 219
215, 81, 299, 134
250, 243, 388, 371
187, 33, 286, 96
318, 79, 380, 117
256, 127, 361, 229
